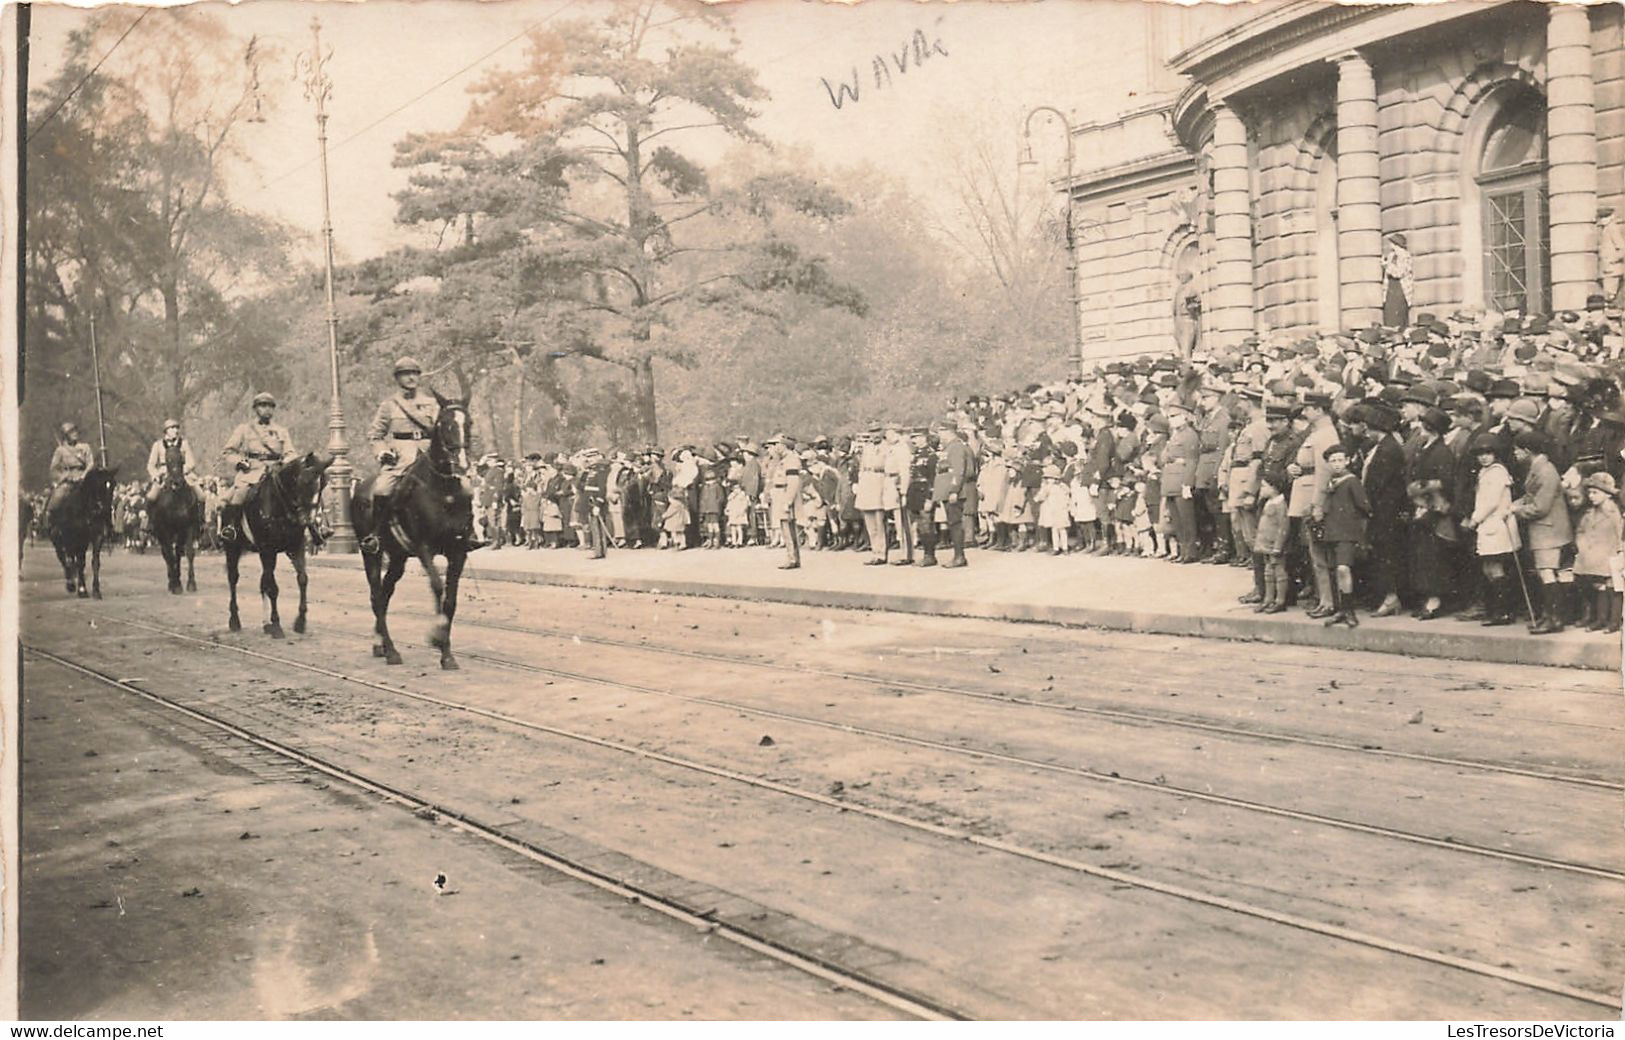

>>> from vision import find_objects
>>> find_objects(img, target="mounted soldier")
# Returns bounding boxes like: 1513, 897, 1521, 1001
46, 421, 96, 534
364, 356, 482, 553
220, 392, 297, 544
145, 419, 202, 505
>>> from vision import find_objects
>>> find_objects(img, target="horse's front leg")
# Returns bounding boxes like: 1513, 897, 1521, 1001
226, 546, 242, 631
185, 535, 197, 593
260, 549, 283, 638
418, 550, 455, 664
289, 546, 309, 634
376, 552, 408, 665
437, 551, 466, 670
56, 544, 74, 594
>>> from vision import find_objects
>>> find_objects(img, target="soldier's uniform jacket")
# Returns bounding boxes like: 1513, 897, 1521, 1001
582, 461, 611, 507
50, 441, 95, 485
1194, 405, 1231, 490
854, 442, 888, 512
368, 392, 440, 468
1158, 425, 1200, 494
1226, 417, 1270, 510
906, 445, 936, 514
769, 449, 804, 523
1290, 417, 1340, 519
147, 437, 197, 482
222, 420, 296, 483
881, 438, 912, 512
932, 438, 975, 504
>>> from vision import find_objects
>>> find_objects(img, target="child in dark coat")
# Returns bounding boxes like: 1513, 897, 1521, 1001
1320, 443, 1371, 628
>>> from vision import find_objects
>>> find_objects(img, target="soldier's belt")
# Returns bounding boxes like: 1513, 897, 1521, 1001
391, 432, 426, 440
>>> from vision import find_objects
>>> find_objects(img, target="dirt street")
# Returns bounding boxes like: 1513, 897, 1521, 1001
19, 548, 1624, 1019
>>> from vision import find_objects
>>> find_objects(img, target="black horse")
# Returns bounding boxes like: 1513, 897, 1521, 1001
149, 454, 202, 595
352, 394, 475, 670
49, 467, 117, 599
226, 453, 332, 638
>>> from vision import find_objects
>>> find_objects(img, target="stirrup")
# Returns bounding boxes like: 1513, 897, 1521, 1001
360, 532, 382, 554
220, 524, 239, 544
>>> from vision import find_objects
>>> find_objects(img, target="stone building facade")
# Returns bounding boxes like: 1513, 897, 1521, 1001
1068, 0, 1625, 362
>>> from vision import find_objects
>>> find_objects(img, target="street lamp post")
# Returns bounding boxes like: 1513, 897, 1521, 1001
1020, 105, 1084, 379
297, 18, 357, 553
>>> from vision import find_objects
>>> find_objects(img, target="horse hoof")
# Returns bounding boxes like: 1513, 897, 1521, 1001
65, 583, 75, 594
92, 590, 101, 600
292, 618, 306, 635
441, 656, 460, 671
187, 583, 197, 593
385, 651, 403, 666
77, 590, 89, 599
265, 624, 284, 640
170, 585, 182, 595
372, 644, 386, 658
229, 617, 242, 633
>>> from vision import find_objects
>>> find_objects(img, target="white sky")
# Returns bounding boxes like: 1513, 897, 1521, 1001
28, 0, 1242, 262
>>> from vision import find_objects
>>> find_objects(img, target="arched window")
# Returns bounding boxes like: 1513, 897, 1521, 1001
1474, 87, 1549, 314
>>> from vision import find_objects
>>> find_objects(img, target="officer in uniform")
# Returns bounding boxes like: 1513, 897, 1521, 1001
932, 419, 975, 568
363, 356, 482, 553
145, 419, 202, 504
46, 421, 96, 528
765, 433, 803, 569
220, 393, 297, 543
906, 429, 938, 566
580, 447, 612, 559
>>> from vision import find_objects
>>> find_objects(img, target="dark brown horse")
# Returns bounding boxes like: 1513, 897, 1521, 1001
226, 453, 332, 638
149, 453, 202, 595
351, 394, 474, 669
49, 467, 117, 599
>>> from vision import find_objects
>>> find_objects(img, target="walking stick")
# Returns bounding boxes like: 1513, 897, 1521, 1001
88, 313, 109, 467
1505, 514, 1537, 629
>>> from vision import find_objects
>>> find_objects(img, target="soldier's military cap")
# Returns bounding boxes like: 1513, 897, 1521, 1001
163, 418, 181, 429
1301, 391, 1333, 410
59, 421, 77, 433
394, 356, 423, 375
253, 392, 278, 406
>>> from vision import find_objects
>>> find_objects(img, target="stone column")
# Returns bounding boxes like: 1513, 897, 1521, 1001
1335, 51, 1383, 329
1208, 102, 1255, 346
1547, 4, 1598, 312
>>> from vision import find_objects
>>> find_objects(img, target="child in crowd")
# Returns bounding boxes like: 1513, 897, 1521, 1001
698, 462, 725, 549
1318, 443, 1370, 628
661, 492, 689, 549
1252, 469, 1290, 613
1036, 462, 1070, 554
725, 480, 751, 549
1573, 471, 1624, 632
1461, 433, 1520, 626
1130, 478, 1154, 556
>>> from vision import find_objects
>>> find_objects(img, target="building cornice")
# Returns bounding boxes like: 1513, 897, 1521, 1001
1065, 149, 1197, 204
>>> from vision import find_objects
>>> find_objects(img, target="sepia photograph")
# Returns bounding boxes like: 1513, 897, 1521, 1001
9, 0, 1625, 1022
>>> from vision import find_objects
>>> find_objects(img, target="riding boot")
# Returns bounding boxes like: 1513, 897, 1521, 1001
219, 503, 243, 544
363, 497, 389, 554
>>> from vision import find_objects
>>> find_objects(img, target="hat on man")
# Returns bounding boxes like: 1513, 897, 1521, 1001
1401, 384, 1438, 407
1420, 407, 1451, 434
1488, 378, 1522, 399
1586, 293, 1609, 311
163, 418, 181, 430
59, 421, 77, 434
1376, 386, 1405, 408
1583, 471, 1618, 496
1302, 391, 1333, 411
393, 356, 423, 376
1506, 398, 1542, 424
253, 392, 277, 407
1469, 431, 1503, 456
1366, 404, 1401, 433
1463, 370, 1493, 394
1449, 395, 1485, 419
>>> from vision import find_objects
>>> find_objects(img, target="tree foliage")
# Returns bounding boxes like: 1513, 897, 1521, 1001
23, 8, 301, 483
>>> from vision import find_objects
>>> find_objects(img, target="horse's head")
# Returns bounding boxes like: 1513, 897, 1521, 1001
432, 392, 472, 475
83, 467, 118, 520
275, 452, 333, 515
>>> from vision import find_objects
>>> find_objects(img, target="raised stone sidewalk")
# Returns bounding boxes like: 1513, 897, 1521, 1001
309, 542, 1623, 672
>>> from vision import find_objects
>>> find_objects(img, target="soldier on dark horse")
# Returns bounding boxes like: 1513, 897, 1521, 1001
46, 421, 115, 598
220, 393, 332, 637
353, 356, 483, 670
145, 418, 203, 594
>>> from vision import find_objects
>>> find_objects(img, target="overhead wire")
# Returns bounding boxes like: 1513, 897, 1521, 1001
25, 7, 152, 145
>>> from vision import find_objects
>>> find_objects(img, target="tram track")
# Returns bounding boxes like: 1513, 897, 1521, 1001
29, 619, 1622, 1011
82, 607, 1625, 880
24, 645, 967, 1022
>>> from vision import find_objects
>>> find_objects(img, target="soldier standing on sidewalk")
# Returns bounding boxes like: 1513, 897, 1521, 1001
933, 419, 975, 568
